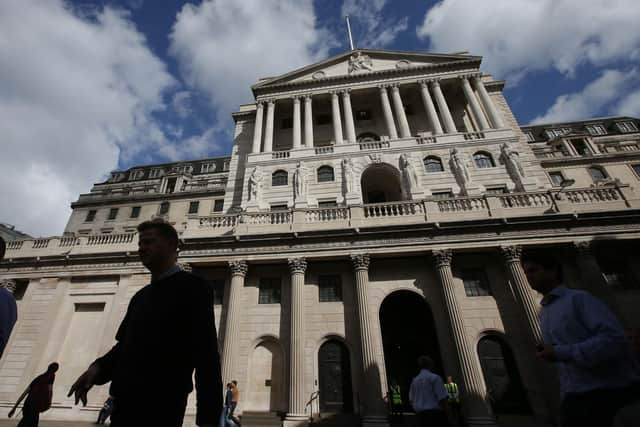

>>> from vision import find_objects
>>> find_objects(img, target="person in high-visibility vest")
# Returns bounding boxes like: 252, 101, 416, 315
445, 376, 462, 427
390, 382, 403, 420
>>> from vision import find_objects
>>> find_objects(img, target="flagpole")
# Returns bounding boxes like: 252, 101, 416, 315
345, 15, 355, 50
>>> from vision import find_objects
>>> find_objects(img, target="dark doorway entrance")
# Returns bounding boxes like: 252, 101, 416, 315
379, 291, 444, 412
477, 335, 531, 414
318, 340, 353, 413
361, 164, 403, 204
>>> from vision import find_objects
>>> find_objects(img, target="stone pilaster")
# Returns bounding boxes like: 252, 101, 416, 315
418, 80, 443, 135
304, 95, 314, 147
263, 99, 275, 152
378, 85, 398, 140
430, 79, 457, 133
331, 91, 344, 145
221, 260, 248, 384
341, 89, 357, 144
286, 257, 308, 426
390, 84, 411, 138
432, 250, 495, 427
460, 75, 490, 131
252, 101, 264, 153
292, 96, 302, 149
473, 76, 504, 128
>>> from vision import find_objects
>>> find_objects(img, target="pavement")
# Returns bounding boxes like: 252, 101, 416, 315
0, 421, 99, 426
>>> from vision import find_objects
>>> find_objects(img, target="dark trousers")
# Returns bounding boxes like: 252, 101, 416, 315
416, 409, 447, 427
16, 408, 39, 427
560, 383, 640, 427
110, 394, 188, 427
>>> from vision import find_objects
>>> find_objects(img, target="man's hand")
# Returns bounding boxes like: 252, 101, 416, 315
535, 344, 556, 362
67, 364, 101, 406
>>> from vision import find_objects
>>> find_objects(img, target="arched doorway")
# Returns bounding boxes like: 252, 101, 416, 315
477, 335, 531, 415
247, 339, 285, 412
361, 164, 403, 204
318, 340, 353, 413
379, 291, 443, 412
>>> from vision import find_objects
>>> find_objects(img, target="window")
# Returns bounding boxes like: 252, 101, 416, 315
318, 200, 337, 208
632, 164, 640, 178
107, 208, 119, 220
159, 201, 170, 215
315, 113, 332, 125
524, 132, 535, 142
188, 201, 200, 214
165, 177, 177, 194
545, 128, 571, 139
281, 117, 293, 129
258, 278, 281, 304
270, 204, 288, 211
431, 191, 454, 199
272, 170, 288, 186
319, 275, 342, 302
616, 121, 639, 133
423, 156, 444, 173
461, 269, 492, 296
588, 166, 608, 183
586, 124, 607, 136
548, 172, 565, 187
210, 279, 225, 305
570, 139, 591, 156
200, 162, 217, 173
355, 110, 372, 121
317, 166, 335, 182
129, 169, 144, 180
171, 164, 193, 174
485, 186, 507, 194
85, 210, 97, 222
12, 280, 29, 300
130, 206, 141, 218
149, 168, 164, 178
473, 152, 495, 168
213, 199, 224, 212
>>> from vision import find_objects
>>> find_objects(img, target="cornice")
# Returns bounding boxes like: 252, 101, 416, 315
538, 151, 640, 167
71, 188, 226, 208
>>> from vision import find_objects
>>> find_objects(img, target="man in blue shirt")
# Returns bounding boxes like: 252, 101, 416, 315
0, 237, 18, 358
522, 252, 640, 427
409, 356, 448, 427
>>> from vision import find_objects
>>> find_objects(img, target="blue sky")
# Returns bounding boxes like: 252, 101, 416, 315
1, 0, 639, 236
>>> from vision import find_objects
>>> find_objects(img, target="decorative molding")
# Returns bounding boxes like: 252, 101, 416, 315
573, 240, 593, 254
177, 262, 192, 273
0, 279, 16, 293
228, 260, 248, 277
311, 71, 326, 80
350, 253, 370, 271
499, 245, 522, 263
287, 257, 308, 274
432, 249, 453, 268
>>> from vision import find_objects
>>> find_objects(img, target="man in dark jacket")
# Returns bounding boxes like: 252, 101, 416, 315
68, 220, 223, 426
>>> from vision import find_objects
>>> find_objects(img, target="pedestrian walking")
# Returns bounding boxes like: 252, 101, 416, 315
523, 252, 640, 427
8, 362, 59, 427
96, 396, 114, 424
229, 380, 241, 426
409, 356, 448, 427
67, 220, 223, 426
219, 383, 237, 427
445, 376, 463, 427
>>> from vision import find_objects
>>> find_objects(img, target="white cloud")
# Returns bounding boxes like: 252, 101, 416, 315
0, 0, 176, 236
172, 91, 192, 119
418, 0, 640, 81
169, 0, 335, 125
531, 69, 640, 124
342, 0, 408, 49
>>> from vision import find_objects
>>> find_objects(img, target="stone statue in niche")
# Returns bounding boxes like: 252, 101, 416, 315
348, 51, 373, 73
342, 158, 355, 194
449, 148, 472, 193
293, 162, 307, 200
500, 143, 526, 190
399, 153, 420, 193
248, 167, 262, 202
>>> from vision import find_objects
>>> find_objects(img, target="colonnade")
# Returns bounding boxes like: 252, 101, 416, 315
251, 74, 505, 154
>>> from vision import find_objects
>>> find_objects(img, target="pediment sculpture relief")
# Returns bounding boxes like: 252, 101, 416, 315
349, 52, 373, 74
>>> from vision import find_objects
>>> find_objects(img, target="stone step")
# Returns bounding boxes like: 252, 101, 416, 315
240, 411, 283, 427
310, 413, 361, 427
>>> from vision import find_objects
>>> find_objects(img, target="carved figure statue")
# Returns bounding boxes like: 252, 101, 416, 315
500, 143, 526, 189
349, 52, 373, 73
399, 154, 420, 193
293, 162, 307, 200
449, 148, 472, 192
342, 158, 355, 194
248, 167, 262, 202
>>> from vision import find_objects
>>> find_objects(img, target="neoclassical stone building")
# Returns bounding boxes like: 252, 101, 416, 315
1, 49, 640, 427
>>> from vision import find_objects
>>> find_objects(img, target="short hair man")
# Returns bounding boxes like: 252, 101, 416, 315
409, 356, 448, 427
523, 251, 640, 427
68, 220, 223, 426
0, 236, 18, 358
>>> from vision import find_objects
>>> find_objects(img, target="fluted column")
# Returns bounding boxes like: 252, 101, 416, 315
378, 85, 398, 139
341, 90, 357, 144
330, 91, 344, 145
304, 95, 314, 147
390, 84, 411, 138
432, 250, 495, 426
292, 96, 302, 149
221, 260, 248, 383
499, 246, 542, 344
419, 80, 443, 135
430, 80, 457, 133
287, 258, 308, 420
473, 76, 504, 129
461, 75, 490, 131
351, 254, 388, 423
263, 99, 276, 152
252, 102, 264, 153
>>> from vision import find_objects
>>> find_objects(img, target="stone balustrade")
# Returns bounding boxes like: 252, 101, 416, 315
4, 232, 139, 259
364, 200, 425, 218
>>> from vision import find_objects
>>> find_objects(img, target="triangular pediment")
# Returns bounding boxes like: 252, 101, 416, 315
253, 49, 480, 91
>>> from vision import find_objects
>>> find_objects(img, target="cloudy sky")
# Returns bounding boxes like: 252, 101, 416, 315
1, 0, 639, 237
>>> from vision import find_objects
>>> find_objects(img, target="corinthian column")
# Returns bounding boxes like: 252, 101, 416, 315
499, 246, 542, 344
286, 257, 308, 423
461, 75, 490, 131
304, 95, 314, 147
252, 102, 264, 153
342, 90, 357, 144
430, 80, 457, 133
221, 260, 248, 383
419, 80, 443, 135
390, 84, 411, 138
292, 96, 302, 149
472, 76, 504, 129
350, 254, 388, 426
432, 250, 495, 426
379, 85, 398, 140
264, 99, 276, 152
331, 91, 344, 145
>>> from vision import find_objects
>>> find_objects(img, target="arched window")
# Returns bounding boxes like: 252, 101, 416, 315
473, 151, 495, 168
357, 132, 381, 142
317, 165, 335, 182
423, 156, 444, 173
272, 170, 288, 186
588, 166, 608, 183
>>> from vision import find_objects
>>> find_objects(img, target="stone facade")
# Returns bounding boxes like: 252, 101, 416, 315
1, 49, 640, 427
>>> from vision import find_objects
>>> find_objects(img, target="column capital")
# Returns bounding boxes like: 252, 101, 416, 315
573, 240, 593, 254
350, 253, 370, 271
228, 260, 248, 277
432, 249, 453, 268
303, 94, 313, 101
255, 100, 265, 107
0, 279, 16, 294
340, 88, 352, 95
417, 79, 429, 88
288, 257, 308, 274
177, 262, 193, 273
329, 90, 340, 97
265, 98, 276, 105
499, 245, 522, 263
378, 84, 389, 91
292, 95, 302, 102
458, 74, 472, 81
